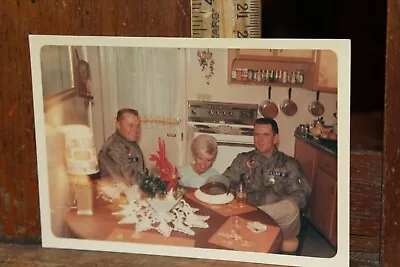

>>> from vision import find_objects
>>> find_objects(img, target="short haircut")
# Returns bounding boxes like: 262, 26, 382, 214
116, 108, 139, 121
191, 134, 218, 160
255, 117, 279, 135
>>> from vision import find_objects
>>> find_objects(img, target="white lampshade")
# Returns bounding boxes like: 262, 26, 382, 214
56, 124, 99, 176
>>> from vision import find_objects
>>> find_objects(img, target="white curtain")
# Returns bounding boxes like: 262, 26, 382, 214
98, 46, 182, 138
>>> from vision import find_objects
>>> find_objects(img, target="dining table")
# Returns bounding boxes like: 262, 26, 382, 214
65, 182, 283, 254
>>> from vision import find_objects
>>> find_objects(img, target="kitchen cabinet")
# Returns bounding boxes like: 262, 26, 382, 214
311, 165, 337, 244
275, 49, 316, 61
313, 50, 338, 93
294, 138, 316, 186
236, 49, 275, 58
294, 138, 316, 217
227, 49, 338, 94
294, 137, 337, 247
234, 49, 316, 62
227, 49, 315, 89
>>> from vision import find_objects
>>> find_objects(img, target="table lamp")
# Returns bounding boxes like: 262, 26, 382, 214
57, 124, 99, 215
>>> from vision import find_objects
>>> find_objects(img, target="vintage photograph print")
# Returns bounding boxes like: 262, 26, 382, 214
29, 36, 350, 267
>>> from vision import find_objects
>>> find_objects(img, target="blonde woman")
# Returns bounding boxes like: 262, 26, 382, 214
179, 134, 219, 188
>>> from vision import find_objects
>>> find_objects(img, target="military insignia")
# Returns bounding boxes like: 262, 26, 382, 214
128, 156, 139, 163
246, 158, 257, 169
268, 175, 276, 185
125, 146, 133, 156
126, 146, 138, 163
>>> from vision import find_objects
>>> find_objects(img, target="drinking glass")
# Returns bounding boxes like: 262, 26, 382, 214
230, 216, 242, 240
236, 191, 246, 208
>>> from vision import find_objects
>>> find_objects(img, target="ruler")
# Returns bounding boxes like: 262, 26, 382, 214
191, 0, 262, 38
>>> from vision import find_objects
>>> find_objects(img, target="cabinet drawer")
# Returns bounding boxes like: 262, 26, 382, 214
316, 152, 337, 178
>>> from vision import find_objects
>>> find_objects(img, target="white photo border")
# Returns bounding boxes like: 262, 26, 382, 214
29, 35, 350, 267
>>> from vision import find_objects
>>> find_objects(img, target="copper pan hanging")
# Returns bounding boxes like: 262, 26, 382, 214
308, 91, 325, 117
259, 86, 278, 119
280, 87, 298, 116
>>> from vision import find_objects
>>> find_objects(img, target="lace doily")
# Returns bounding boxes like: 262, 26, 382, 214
112, 188, 210, 237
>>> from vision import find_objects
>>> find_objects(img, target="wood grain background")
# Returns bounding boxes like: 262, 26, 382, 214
0, 0, 397, 266
0, 0, 190, 242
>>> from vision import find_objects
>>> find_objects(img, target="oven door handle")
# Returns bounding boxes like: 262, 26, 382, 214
217, 141, 254, 148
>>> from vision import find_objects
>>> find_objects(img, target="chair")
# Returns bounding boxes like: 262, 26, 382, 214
295, 208, 309, 256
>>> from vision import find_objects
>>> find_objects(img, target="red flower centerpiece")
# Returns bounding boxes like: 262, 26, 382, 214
148, 137, 180, 192
140, 138, 184, 213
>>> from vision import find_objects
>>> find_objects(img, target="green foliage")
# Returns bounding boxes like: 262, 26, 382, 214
139, 176, 167, 198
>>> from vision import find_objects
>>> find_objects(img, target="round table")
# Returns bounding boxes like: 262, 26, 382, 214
65, 185, 283, 253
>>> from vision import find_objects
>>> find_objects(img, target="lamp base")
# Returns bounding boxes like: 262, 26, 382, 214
72, 175, 94, 216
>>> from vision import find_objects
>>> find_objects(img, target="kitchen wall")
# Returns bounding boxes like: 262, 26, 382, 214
186, 48, 337, 156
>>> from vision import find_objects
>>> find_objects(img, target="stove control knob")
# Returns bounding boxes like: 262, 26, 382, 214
215, 110, 220, 115
209, 110, 214, 116
191, 109, 197, 115
222, 111, 227, 116
229, 111, 233, 116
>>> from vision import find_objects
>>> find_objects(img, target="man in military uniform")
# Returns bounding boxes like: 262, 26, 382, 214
98, 108, 146, 186
208, 117, 311, 253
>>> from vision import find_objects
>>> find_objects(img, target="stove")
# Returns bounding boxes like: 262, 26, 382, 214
188, 100, 258, 126
187, 101, 259, 144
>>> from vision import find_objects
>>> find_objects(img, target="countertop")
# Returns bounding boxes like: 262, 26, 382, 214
294, 129, 337, 157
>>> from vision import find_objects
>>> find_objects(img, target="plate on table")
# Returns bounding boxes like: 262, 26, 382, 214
194, 189, 234, 205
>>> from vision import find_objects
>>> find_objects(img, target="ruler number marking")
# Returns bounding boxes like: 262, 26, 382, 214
237, 30, 249, 38
191, 0, 261, 38
237, 3, 249, 10
237, 3, 249, 19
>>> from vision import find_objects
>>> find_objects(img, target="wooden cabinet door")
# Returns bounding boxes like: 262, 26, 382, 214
237, 49, 275, 58
310, 167, 337, 241
315, 50, 338, 93
294, 139, 316, 218
276, 49, 316, 61
235, 49, 315, 62
294, 139, 316, 186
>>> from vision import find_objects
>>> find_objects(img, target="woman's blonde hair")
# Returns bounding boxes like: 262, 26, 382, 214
191, 134, 218, 160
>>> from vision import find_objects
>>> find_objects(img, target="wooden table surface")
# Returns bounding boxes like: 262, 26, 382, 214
65, 187, 283, 254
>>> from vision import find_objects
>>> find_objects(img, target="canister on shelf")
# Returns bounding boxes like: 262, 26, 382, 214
231, 69, 237, 80
248, 69, 254, 80
274, 70, 279, 82
290, 71, 296, 84
278, 70, 283, 83
282, 70, 288, 83
236, 69, 242, 81
261, 70, 266, 82
269, 70, 275, 82
265, 70, 270, 82
243, 68, 248, 81
256, 70, 262, 82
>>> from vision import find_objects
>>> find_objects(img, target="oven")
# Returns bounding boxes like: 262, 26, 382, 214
186, 101, 259, 174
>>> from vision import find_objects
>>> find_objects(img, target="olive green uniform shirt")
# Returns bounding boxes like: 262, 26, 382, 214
98, 131, 145, 186
222, 149, 312, 209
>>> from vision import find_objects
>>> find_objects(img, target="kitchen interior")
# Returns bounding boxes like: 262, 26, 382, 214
42, 45, 338, 258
